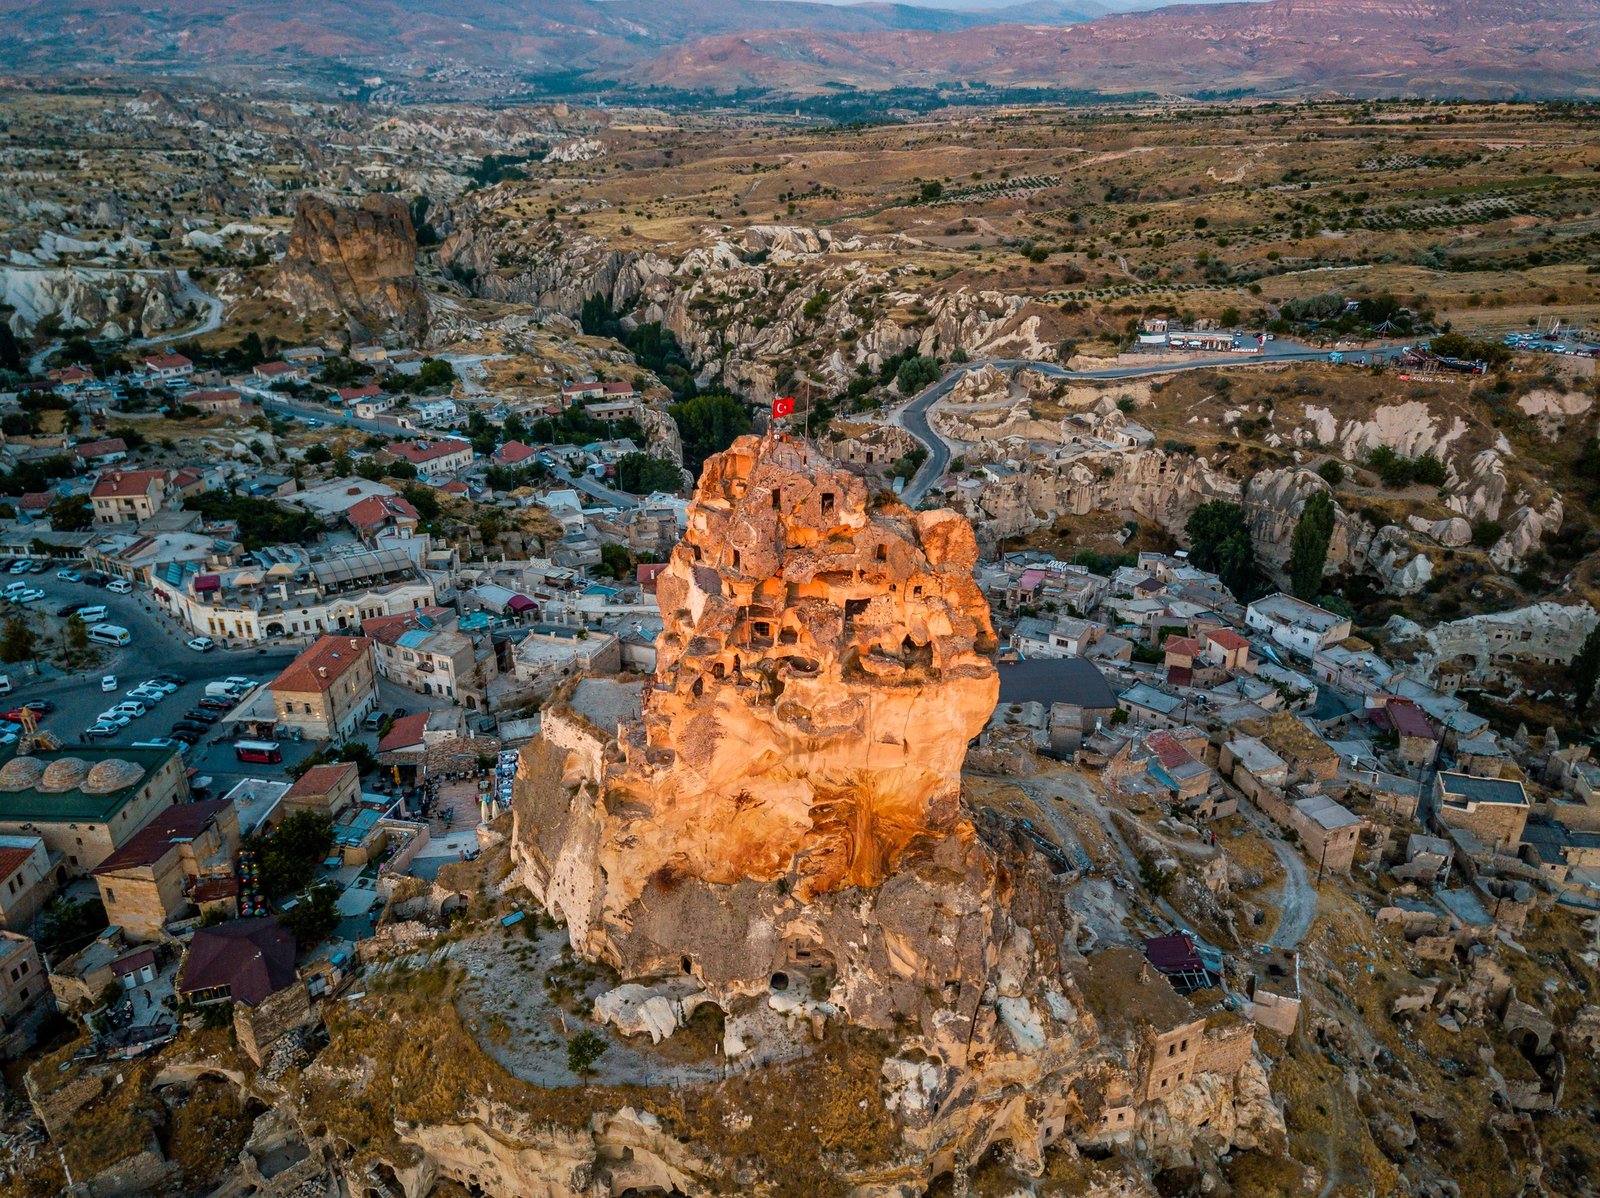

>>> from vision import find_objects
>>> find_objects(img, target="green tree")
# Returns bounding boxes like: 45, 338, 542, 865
354, 457, 384, 482
597, 542, 636, 580
401, 483, 441, 523
1287, 491, 1336, 600
614, 452, 681, 495
63, 615, 89, 666
332, 452, 355, 478
895, 355, 941, 395
669, 392, 751, 475
1185, 500, 1261, 601
279, 884, 340, 947
0, 616, 35, 665
46, 494, 93, 531
1571, 624, 1600, 712
250, 810, 334, 897
567, 1029, 608, 1078
919, 180, 944, 202
304, 444, 333, 466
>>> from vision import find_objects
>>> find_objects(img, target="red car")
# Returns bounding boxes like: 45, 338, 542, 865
4, 701, 52, 721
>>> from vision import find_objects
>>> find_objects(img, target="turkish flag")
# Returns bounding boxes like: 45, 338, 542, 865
771, 396, 795, 419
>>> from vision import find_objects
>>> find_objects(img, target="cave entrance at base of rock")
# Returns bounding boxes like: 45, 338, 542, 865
770, 971, 789, 992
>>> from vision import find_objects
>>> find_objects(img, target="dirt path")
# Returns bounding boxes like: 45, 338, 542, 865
1241, 805, 1318, 949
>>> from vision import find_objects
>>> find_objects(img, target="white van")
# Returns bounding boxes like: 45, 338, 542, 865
0, 675, 10, 697
87, 623, 131, 647
107, 578, 133, 594
74, 606, 108, 623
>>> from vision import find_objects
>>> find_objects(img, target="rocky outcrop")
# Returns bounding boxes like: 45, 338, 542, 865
1392, 600, 1599, 686
438, 215, 1066, 399
509, 435, 1278, 1194
277, 193, 427, 340
0, 266, 184, 339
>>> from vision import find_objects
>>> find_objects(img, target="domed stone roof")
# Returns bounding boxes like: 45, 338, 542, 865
0, 757, 44, 791
83, 759, 145, 794
39, 758, 91, 792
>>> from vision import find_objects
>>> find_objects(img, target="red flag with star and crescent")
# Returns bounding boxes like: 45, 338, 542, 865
771, 396, 795, 419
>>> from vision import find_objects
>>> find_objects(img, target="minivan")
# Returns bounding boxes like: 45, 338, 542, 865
107, 578, 133, 594
74, 606, 108, 623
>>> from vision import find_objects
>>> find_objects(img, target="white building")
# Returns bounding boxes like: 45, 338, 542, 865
1245, 593, 1352, 660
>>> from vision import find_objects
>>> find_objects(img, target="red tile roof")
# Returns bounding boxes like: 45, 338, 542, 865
0, 841, 37, 884
284, 761, 358, 801
386, 439, 471, 466
360, 607, 449, 647
190, 876, 239, 903
1385, 700, 1438, 741
1204, 627, 1251, 653
270, 636, 373, 695
92, 799, 232, 876
19, 492, 53, 511
338, 384, 383, 402
143, 352, 191, 371
179, 918, 297, 1006
91, 469, 165, 499
1144, 731, 1196, 771
346, 494, 419, 532
1164, 637, 1199, 659
378, 712, 429, 753
254, 360, 299, 377
74, 437, 128, 459
184, 388, 243, 406
493, 440, 539, 465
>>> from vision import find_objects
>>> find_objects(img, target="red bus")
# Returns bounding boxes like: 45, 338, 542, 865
234, 740, 282, 764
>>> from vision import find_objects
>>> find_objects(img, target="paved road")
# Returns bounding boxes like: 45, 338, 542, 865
135, 271, 224, 347
548, 461, 640, 510
894, 339, 1408, 506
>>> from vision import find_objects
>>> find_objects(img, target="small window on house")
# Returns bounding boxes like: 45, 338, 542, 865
105, 889, 115, 904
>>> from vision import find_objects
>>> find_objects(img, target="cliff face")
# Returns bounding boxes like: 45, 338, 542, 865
277, 193, 427, 340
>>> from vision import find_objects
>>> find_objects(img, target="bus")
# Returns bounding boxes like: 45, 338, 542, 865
86, 623, 131, 647
234, 740, 282, 764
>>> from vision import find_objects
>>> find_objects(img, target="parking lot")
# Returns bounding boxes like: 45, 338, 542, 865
0, 571, 301, 755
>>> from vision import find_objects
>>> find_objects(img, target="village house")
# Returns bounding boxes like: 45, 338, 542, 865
1245, 592, 1352, 660
493, 441, 542, 468
361, 606, 485, 704
72, 437, 129, 467
385, 438, 473, 479
183, 388, 250, 416
1118, 682, 1188, 730
269, 636, 381, 741
1368, 698, 1440, 769
354, 393, 398, 420
0, 747, 191, 877
996, 658, 1120, 752
91, 798, 240, 942
347, 494, 420, 542
252, 360, 308, 385
1434, 772, 1530, 852
281, 762, 361, 823
141, 352, 193, 383
0, 931, 49, 1053
0, 835, 54, 932
178, 918, 310, 1067
90, 469, 168, 525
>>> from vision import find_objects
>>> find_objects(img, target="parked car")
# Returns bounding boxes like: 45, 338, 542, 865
197, 698, 233, 712
186, 636, 215, 652
151, 674, 188, 687
22, 700, 52, 714
54, 603, 82, 618
223, 676, 255, 689
84, 723, 118, 739
56, 569, 82, 582
363, 711, 384, 731
112, 700, 147, 716
140, 680, 178, 695
131, 738, 183, 753
107, 579, 133, 594
11, 590, 44, 604
391, 707, 408, 719
96, 710, 132, 727
127, 688, 164, 704
82, 572, 109, 587
8, 561, 32, 575
101, 674, 118, 692
181, 709, 218, 725
167, 728, 202, 745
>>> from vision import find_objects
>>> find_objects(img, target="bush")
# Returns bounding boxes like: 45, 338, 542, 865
614, 452, 681, 495
1470, 519, 1504, 548
1316, 460, 1345, 486
894, 354, 941, 395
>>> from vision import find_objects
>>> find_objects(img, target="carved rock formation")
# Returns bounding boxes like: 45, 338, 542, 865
277, 193, 427, 340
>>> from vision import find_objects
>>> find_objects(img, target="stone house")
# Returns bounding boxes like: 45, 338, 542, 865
90, 798, 240, 941
1245, 592, 1352, 660
90, 469, 169, 525
0, 834, 55, 931
361, 607, 484, 704
0, 747, 191, 877
1434, 772, 1529, 852
1243, 948, 1301, 1035
178, 918, 309, 1067
280, 762, 360, 822
0, 931, 48, 1054
270, 636, 381, 741
995, 658, 1120, 752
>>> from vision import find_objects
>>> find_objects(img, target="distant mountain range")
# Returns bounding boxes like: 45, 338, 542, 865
3, 0, 1597, 99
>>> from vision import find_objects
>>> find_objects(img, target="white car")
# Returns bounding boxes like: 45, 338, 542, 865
97, 710, 132, 727
223, 676, 255, 689
7, 562, 30, 575
10, 589, 43, 604
187, 636, 216, 652
140, 680, 178, 695
126, 688, 163, 704
107, 579, 133, 594
101, 674, 118, 692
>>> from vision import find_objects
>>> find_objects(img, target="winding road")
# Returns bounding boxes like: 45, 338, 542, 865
894, 339, 1404, 507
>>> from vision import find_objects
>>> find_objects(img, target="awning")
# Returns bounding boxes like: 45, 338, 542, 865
193, 574, 220, 593
506, 594, 537, 614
